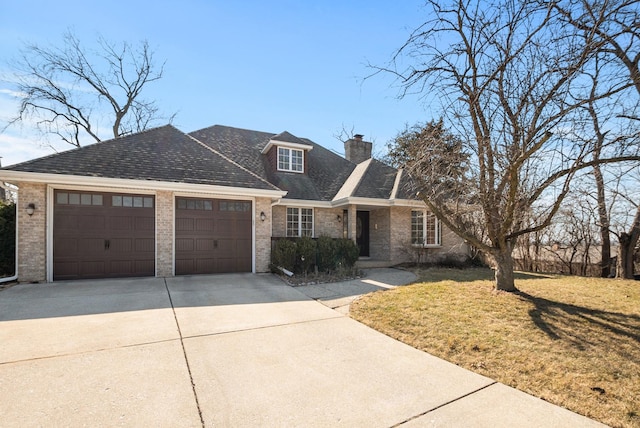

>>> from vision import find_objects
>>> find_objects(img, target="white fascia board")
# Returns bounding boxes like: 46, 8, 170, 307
261, 140, 314, 154
331, 196, 427, 208
278, 198, 333, 208
0, 171, 287, 199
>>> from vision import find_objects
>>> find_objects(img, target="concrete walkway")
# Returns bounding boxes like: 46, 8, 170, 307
0, 270, 603, 427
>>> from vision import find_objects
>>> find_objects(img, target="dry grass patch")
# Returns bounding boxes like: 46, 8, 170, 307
350, 268, 640, 428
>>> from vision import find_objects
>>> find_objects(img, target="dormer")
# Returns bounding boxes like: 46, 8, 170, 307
261, 131, 314, 174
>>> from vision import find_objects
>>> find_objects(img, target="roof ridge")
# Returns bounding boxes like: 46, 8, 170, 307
186, 133, 282, 192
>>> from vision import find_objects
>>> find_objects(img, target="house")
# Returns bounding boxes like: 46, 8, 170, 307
0, 124, 469, 282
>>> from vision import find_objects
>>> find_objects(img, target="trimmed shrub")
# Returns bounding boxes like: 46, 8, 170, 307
336, 238, 359, 268
0, 201, 16, 277
272, 239, 297, 273
295, 236, 316, 274
316, 235, 338, 272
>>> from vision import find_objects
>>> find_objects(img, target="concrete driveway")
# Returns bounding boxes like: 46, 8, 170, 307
0, 270, 603, 427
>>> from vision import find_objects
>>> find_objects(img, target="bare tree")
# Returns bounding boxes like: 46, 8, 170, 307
554, 0, 640, 278
378, 0, 639, 291
7, 30, 169, 147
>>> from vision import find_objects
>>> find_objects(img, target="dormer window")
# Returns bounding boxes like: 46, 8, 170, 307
278, 147, 304, 172
262, 131, 313, 174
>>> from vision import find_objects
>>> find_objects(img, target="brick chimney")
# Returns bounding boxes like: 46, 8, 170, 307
344, 134, 372, 164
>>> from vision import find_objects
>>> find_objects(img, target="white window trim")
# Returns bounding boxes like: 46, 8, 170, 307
278, 146, 305, 173
286, 207, 314, 237
411, 209, 442, 247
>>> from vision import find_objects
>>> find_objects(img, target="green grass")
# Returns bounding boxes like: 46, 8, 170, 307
350, 267, 640, 428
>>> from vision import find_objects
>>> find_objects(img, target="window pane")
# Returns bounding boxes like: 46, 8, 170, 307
69, 193, 80, 205
195, 200, 204, 210
286, 207, 299, 237
177, 199, 186, 209
92, 194, 103, 206
80, 194, 92, 205
133, 197, 143, 207
112, 196, 122, 207
123, 196, 133, 207
187, 200, 196, 210
278, 147, 290, 171
204, 200, 212, 210
425, 212, 437, 245
301, 208, 313, 237
291, 149, 303, 172
411, 210, 424, 245
143, 197, 153, 208
56, 192, 68, 204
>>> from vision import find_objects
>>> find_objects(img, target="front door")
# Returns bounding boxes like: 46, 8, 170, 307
356, 210, 370, 257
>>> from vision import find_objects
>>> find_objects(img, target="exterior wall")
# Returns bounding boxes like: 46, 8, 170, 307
389, 206, 469, 264
272, 205, 286, 237
156, 191, 174, 277
255, 197, 272, 272
369, 208, 391, 261
271, 205, 344, 239
314, 208, 343, 238
17, 182, 47, 283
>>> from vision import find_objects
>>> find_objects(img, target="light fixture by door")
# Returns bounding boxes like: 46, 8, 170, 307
260, 211, 266, 221
26, 203, 35, 216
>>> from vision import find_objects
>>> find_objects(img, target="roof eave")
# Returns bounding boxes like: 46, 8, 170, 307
0, 171, 288, 199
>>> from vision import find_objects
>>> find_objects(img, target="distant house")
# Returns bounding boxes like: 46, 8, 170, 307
0, 124, 469, 282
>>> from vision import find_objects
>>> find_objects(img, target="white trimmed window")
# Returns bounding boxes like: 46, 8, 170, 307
287, 207, 313, 237
411, 210, 441, 246
278, 147, 304, 173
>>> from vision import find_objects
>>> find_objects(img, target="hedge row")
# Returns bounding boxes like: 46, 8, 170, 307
271, 236, 360, 275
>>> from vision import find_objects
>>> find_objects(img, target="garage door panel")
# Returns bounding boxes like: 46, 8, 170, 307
135, 216, 155, 230
195, 218, 214, 232
176, 238, 194, 252
54, 238, 78, 254
80, 261, 106, 277
176, 218, 194, 231
135, 238, 155, 252
79, 215, 105, 230
56, 215, 79, 230
110, 238, 132, 252
54, 261, 79, 279
175, 197, 252, 275
196, 239, 215, 252
79, 238, 106, 254
54, 190, 155, 281
110, 216, 133, 230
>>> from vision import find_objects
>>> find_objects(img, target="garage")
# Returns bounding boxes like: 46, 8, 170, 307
53, 190, 155, 280
175, 197, 252, 275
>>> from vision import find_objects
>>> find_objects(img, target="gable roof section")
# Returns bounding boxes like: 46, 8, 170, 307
190, 125, 356, 202
352, 159, 398, 199
1, 125, 280, 191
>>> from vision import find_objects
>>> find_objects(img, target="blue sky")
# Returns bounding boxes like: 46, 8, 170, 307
0, 0, 431, 166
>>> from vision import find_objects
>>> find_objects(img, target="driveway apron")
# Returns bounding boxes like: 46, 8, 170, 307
0, 272, 604, 427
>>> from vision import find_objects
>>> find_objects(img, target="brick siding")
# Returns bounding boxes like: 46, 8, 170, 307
17, 182, 47, 282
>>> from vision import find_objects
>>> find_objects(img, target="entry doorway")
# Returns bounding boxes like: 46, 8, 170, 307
356, 210, 370, 257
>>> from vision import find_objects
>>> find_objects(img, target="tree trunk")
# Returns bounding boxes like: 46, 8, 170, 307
617, 233, 633, 279
593, 163, 611, 277
617, 207, 640, 279
493, 243, 517, 291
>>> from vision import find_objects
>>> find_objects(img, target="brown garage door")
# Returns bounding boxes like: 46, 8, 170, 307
175, 197, 252, 275
53, 190, 155, 280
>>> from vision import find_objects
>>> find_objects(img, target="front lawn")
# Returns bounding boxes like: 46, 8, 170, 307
349, 268, 640, 428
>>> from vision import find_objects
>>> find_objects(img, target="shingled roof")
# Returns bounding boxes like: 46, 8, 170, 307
3, 123, 412, 203
1, 125, 279, 191
190, 125, 358, 201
